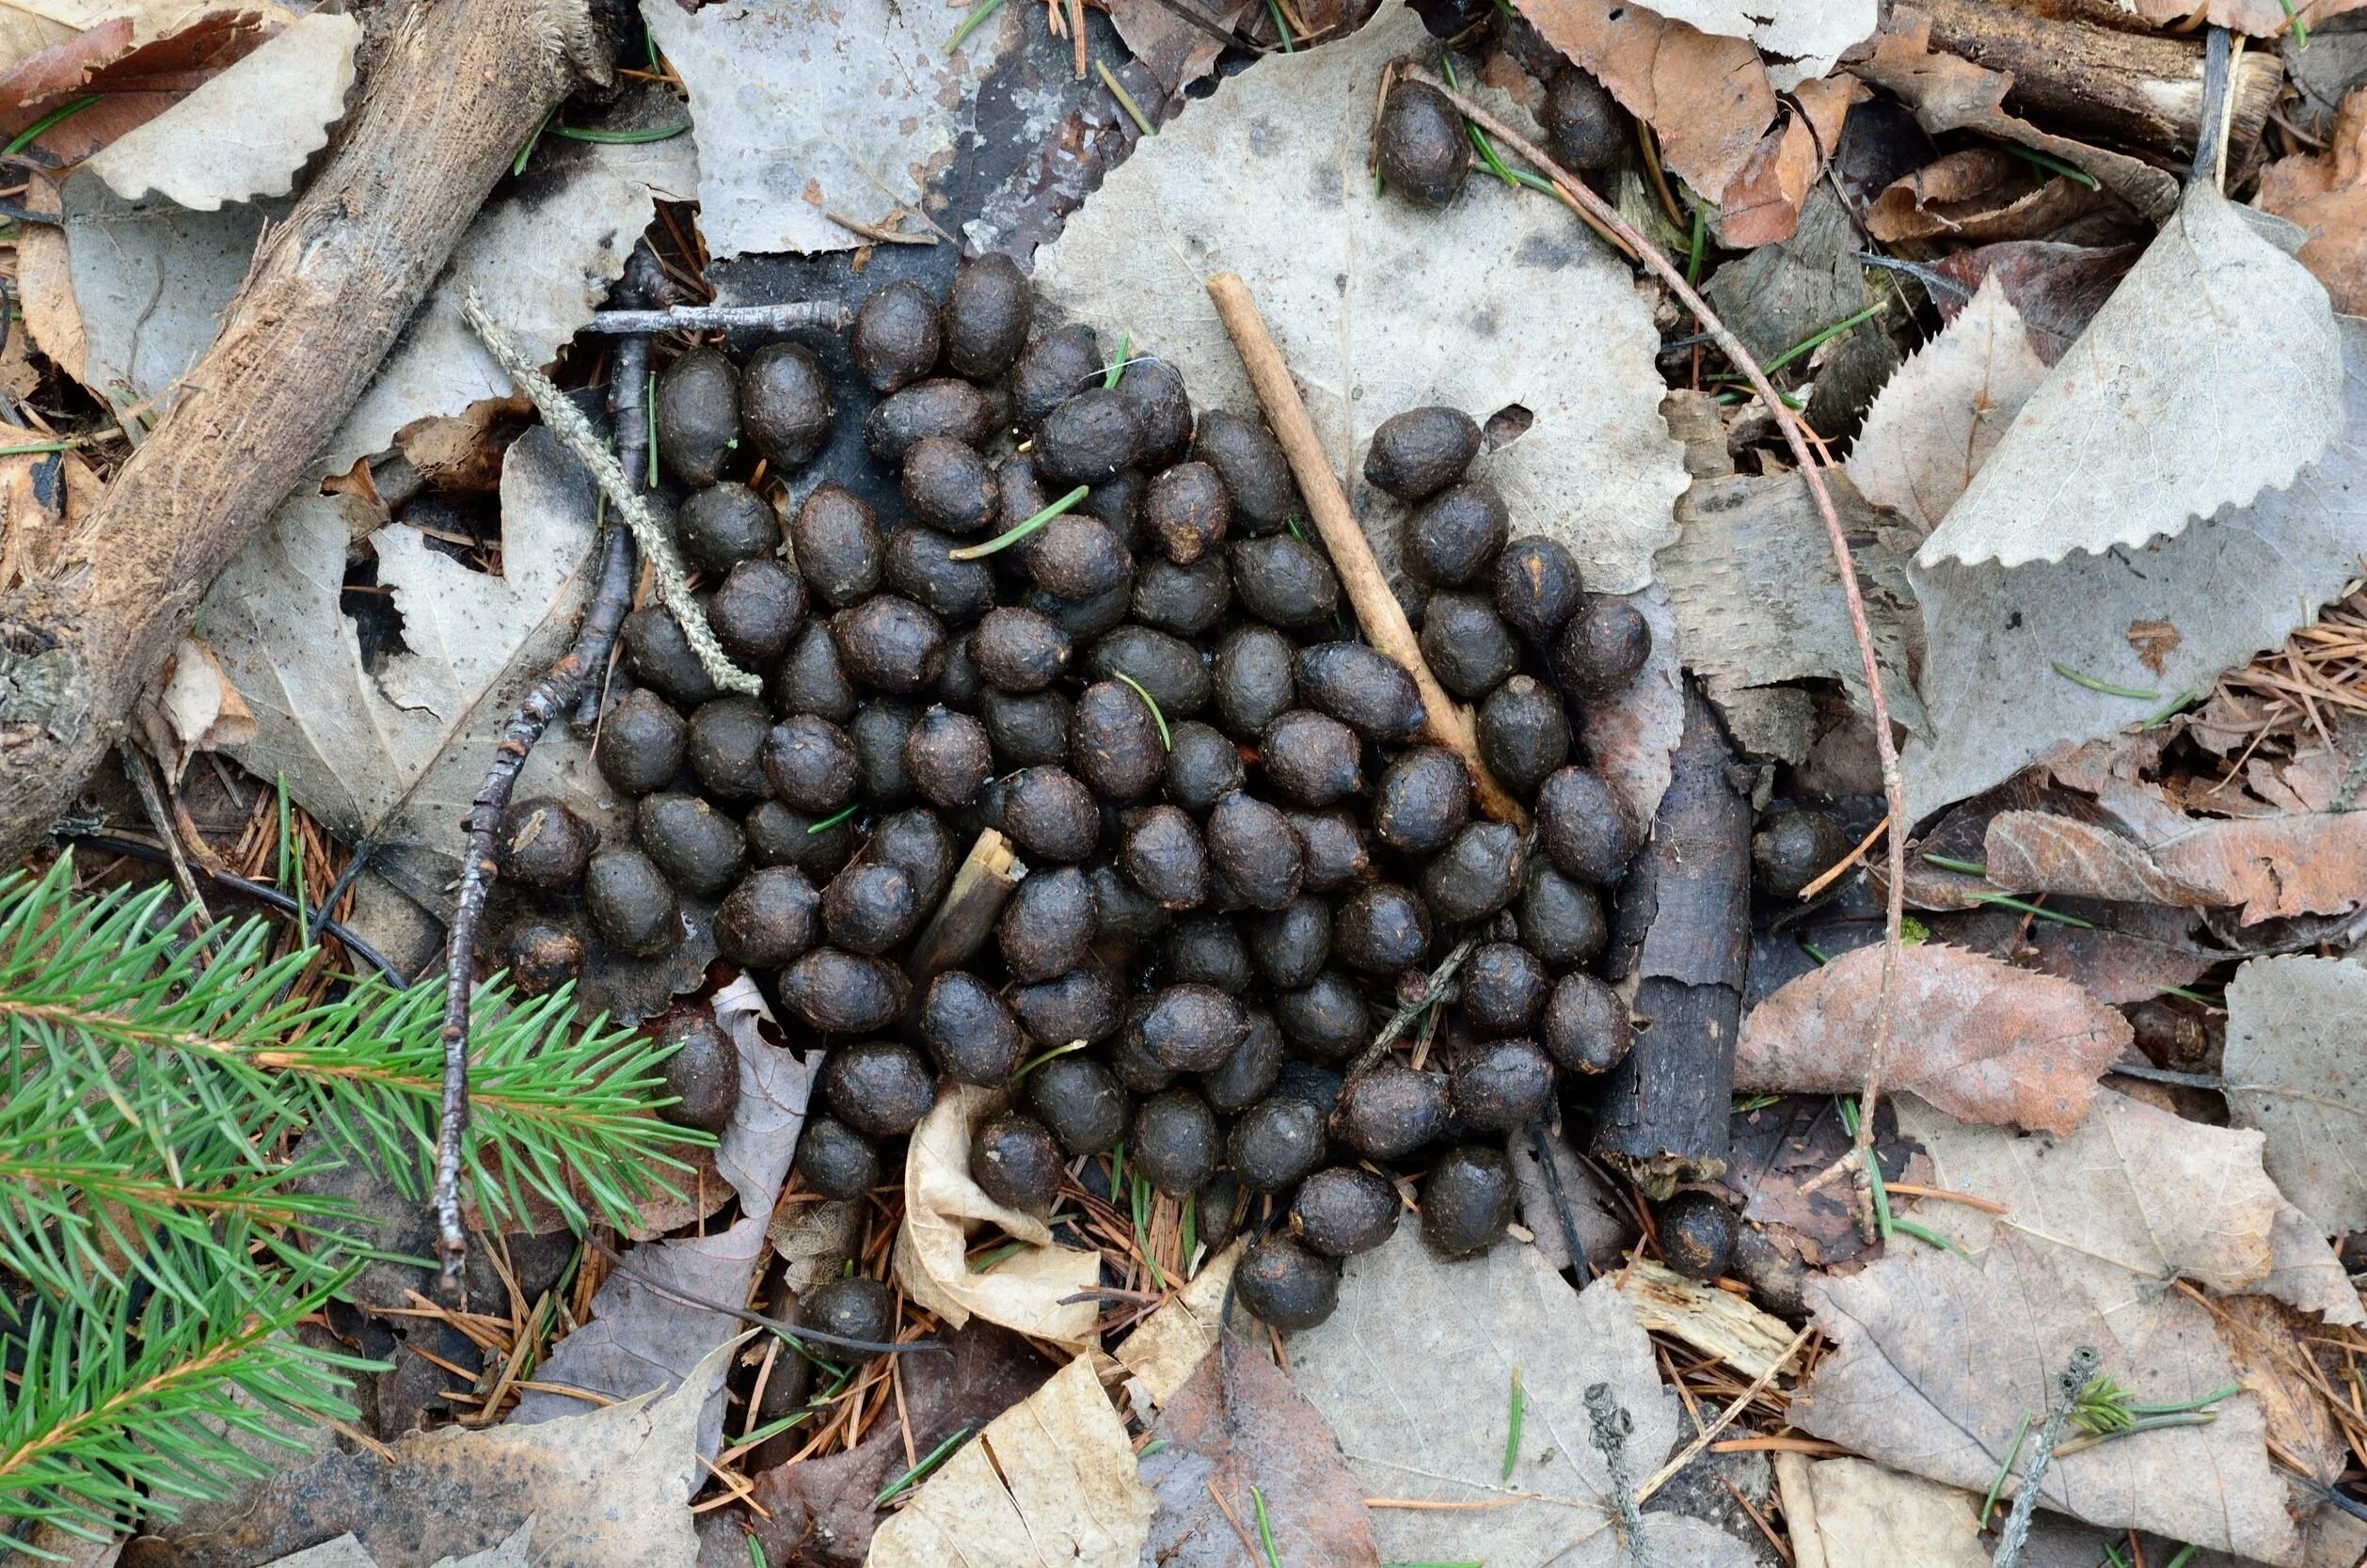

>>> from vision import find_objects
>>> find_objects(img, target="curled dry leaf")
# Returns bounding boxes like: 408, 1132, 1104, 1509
2258, 86, 2367, 315
893, 1082, 1101, 1346
1930, 240, 2138, 366
1718, 76, 1868, 251
866, 1355, 1157, 1568
1982, 810, 2224, 908
2125, 0, 2367, 33
1736, 942, 2126, 1137
1112, 1242, 1240, 1408
1985, 806, 2367, 926
1865, 149, 2120, 249
131, 634, 255, 784
2223, 956, 2367, 1238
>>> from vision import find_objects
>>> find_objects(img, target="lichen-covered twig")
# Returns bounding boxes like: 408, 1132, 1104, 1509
582, 300, 850, 335
1994, 1346, 2101, 1568
1348, 933, 1480, 1077
1585, 1382, 1652, 1568
459, 286, 758, 696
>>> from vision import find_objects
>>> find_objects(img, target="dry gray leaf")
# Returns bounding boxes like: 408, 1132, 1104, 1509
639, 0, 994, 260
1283, 1226, 1675, 1568
261, 1519, 534, 1568
1032, 5, 1685, 595
1847, 273, 2047, 534
1804, 1459, 1990, 1568
866, 1354, 1156, 1568
2223, 957, 2367, 1238
83, 11, 357, 212
203, 426, 616, 918
1900, 315, 2367, 816
1898, 1089, 2361, 1327
1918, 183, 2343, 569
1645, 0, 1879, 88
1790, 1228, 2301, 1562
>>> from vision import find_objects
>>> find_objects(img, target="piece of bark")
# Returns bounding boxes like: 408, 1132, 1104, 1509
0, 0, 605, 860
905, 828, 1021, 981
1596, 680, 1750, 1193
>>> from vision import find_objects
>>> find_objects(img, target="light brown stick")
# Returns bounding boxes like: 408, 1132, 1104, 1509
1203, 271, 1527, 828
1407, 72, 1908, 1229
906, 828, 1021, 980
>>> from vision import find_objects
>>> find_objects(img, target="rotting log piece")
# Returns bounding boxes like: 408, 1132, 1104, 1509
1595, 678, 1751, 1196
0, 0, 607, 860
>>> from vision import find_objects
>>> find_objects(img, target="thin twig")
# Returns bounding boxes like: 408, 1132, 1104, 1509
1635, 1323, 1815, 1504
583, 1237, 943, 1356
1586, 1383, 1653, 1568
1995, 1347, 2101, 1568
1348, 933, 1480, 1076
1406, 71, 1911, 1237
580, 300, 852, 333
62, 833, 405, 982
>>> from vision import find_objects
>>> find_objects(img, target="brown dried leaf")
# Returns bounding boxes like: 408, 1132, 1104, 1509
2259, 87, 2367, 314
1986, 808, 2367, 925
1103, 0, 1251, 99
2128, 0, 2367, 34
1984, 810, 2224, 907
1930, 241, 2140, 366
2014, 901, 2216, 1008
1718, 1095, 1929, 1269
1736, 943, 2128, 1135
1865, 149, 2110, 247
1718, 113, 1819, 249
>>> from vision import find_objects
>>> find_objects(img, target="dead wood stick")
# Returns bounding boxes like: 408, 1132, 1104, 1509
0, 0, 607, 862
582, 301, 852, 335
1410, 71, 1909, 1228
1203, 271, 1527, 829
905, 828, 1021, 981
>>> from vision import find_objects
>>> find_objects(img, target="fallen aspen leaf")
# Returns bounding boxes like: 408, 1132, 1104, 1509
1804, 1458, 1991, 1568
2223, 956, 2367, 1238
1984, 806, 2367, 926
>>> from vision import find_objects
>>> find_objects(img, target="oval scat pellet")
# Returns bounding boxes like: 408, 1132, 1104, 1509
803, 1275, 895, 1350
1036, 388, 1144, 488
796, 1116, 881, 1200
1012, 324, 1103, 429
1203, 790, 1305, 910
637, 792, 747, 895
1403, 483, 1509, 589
658, 1017, 740, 1132
714, 864, 819, 969
848, 702, 917, 805
1133, 555, 1231, 638
1658, 1190, 1740, 1281
1260, 710, 1363, 809
1333, 882, 1432, 975
1537, 766, 1644, 885
1556, 594, 1654, 699
1080, 466, 1149, 553
970, 606, 1072, 693
1374, 746, 1470, 855
1012, 963, 1123, 1047
773, 622, 858, 723
1193, 409, 1295, 531
1229, 1095, 1327, 1193
1121, 805, 1210, 910
742, 341, 834, 471
780, 948, 911, 1036
1071, 679, 1165, 800
495, 796, 593, 891
1477, 677, 1570, 800
1024, 512, 1132, 602
1448, 1037, 1554, 1134
1277, 1059, 1345, 1115
1027, 1053, 1129, 1154
1753, 808, 1852, 900
622, 605, 722, 707
654, 346, 739, 487
901, 436, 998, 536
1518, 863, 1608, 968
865, 377, 994, 464
998, 864, 1096, 981
1419, 592, 1518, 701
973, 1113, 1064, 1213
919, 970, 1024, 1085
583, 847, 680, 958
1213, 624, 1296, 740
982, 688, 1072, 769
502, 919, 581, 996
1333, 1064, 1451, 1160
996, 766, 1096, 863
687, 696, 772, 802
866, 808, 955, 911
789, 485, 883, 610
1493, 534, 1584, 641
1378, 81, 1469, 209
883, 525, 996, 626
1117, 357, 1194, 468
903, 706, 993, 809
761, 715, 859, 814
1421, 820, 1528, 927
1143, 460, 1231, 565
1230, 534, 1342, 632
598, 688, 687, 797
1163, 721, 1245, 816
1130, 983, 1247, 1072
1276, 970, 1369, 1062
1086, 625, 1210, 719
1294, 642, 1424, 742
1545, 66, 1627, 172
1463, 941, 1549, 1036
708, 559, 807, 666
1199, 1007, 1285, 1112
820, 861, 919, 955
1132, 1088, 1221, 1196
1422, 1144, 1514, 1258
1112, 1013, 1180, 1100
678, 483, 779, 577
1284, 809, 1373, 894
1025, 574, 1136, 643
942, 252, 1032, 379
850, 278, 943, 393
1247, 896, 1331, 990
1363, 405, 1481, 502
1543, 971, 1634, 1074
1088, 862, 1169, 942
1159, 916, 1253, 994
1293, 1166, 1401, 1258
817, 1039, 936, 1137
833, 595, 946, 696
1236, 1233, 1341, 1330
745, 799, 857, 877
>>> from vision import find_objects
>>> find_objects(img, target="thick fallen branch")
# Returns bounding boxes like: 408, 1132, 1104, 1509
0, 0, 607, 862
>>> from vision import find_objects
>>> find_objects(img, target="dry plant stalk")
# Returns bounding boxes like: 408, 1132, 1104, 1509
1407, 71, 1910, 1225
